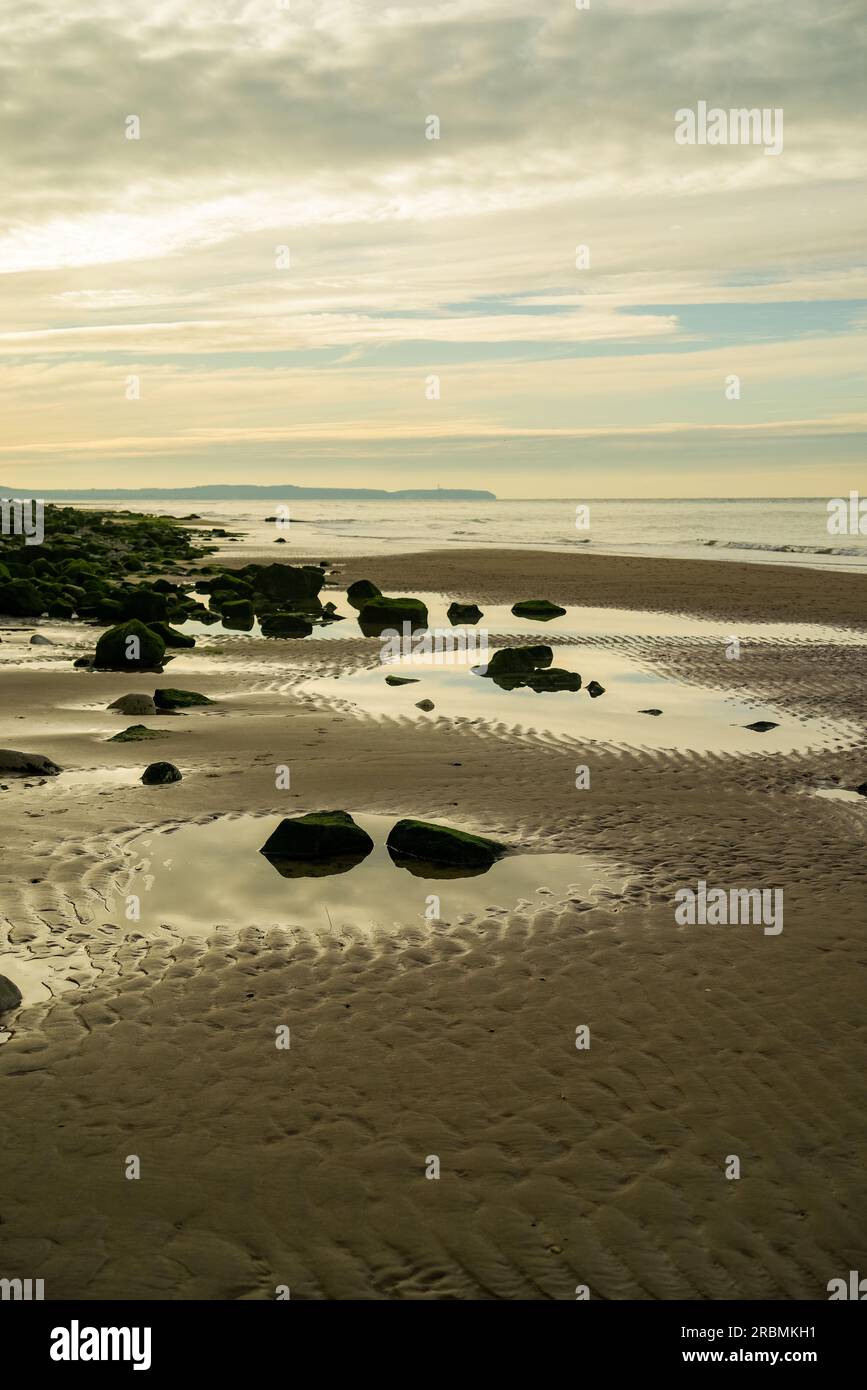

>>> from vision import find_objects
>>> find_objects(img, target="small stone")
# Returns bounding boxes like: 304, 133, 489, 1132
586, 680, 605, 698
415, 698, 435, 711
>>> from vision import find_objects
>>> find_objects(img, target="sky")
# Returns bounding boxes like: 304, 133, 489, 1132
0, 0, 865, 498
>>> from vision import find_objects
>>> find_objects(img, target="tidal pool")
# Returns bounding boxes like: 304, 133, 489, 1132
303, 645, 856, 755
123, 812, 621, 937
175, 592, 867, 646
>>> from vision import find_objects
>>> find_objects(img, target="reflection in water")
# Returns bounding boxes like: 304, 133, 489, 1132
303, 645, 856, 756
126, 813, 619, 935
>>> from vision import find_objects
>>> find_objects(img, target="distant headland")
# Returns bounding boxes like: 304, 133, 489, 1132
0, 484, 497, 502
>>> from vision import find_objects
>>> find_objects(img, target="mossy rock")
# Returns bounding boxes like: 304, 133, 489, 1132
447, 601, 484, 625
153, 688, 214, 709
245, 562, 325, 606
107, 724, 169, 742
47, 599, 75, 619
94, 620, 166, 672
260, 810, 374, 873
347, 579, 382, 609
482, 646, 553, 679
148, 621, 196, 649
119, 588, 169, 623
511, 599, 567, 620
220, 599, 255, 630
108, 693, 157, 716
385, 675, 420, 686
386, 818, 507, 871
0, 579, 45, 617
141, 761, 182, 785
0, 562, 10, 583
358, 596, 428, 635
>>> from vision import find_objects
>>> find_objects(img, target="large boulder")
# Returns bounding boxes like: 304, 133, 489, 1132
108, 693, 158, 716
347, 579, 382, 609
142, 761, 182, 785
0, 579, 45, 617
0, 975, 22, 1012
511, 599, 567, 620
358, 596, 428, 635
0, 749, 62, 776
246, 563, 324, 607
260, 810, 374, 876
153, 688, 214, 709
386, 818, 507, 872
119, 588, 169, 623
94, 620, 166, 672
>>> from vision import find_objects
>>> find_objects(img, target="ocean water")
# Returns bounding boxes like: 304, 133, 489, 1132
58, 496, 867, 571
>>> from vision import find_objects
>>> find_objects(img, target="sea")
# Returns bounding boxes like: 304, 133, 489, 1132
49, 496, 867, 573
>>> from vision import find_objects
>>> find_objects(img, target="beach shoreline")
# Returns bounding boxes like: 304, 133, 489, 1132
1, 538, 865, 1300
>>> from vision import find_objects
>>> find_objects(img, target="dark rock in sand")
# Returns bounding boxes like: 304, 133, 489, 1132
481, 646, 554, 679
154, 688, 214, 709
745, 721, 779, 732
346, 579, 382, 609
274, 537, 287, 543
639, 708, 663, 716
358, 596, 428, 635
511, 599, 567, 620
385, 675, 420, 686
108, 693, 157, 716
386, 818, 506, 871
260, 810, 374, 874
260, 612, 313, 638
108, 724, 168, 742
586, 680, 605, 698
141, 761, 182, 785
415, 698, 435, 710
854, 781, 867, 797
0, 974, 22, 1012
447, 601, 484, 625
94, 620, 166, 672
148, 621, 196, 649
0, 750, 62, 776
30, 634, 53, 645
220, 599, 255, 630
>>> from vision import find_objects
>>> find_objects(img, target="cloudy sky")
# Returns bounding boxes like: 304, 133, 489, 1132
0, 0, 864, 496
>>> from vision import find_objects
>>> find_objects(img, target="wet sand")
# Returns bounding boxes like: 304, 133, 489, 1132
1, 548, 865, 1299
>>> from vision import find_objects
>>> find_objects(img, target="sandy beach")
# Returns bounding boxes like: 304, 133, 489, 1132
1, 540, 864, 1300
